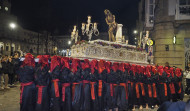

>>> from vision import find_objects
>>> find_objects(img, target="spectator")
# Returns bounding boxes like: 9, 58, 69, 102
158, 101, 186, 111
0, 55, 3, 90
8, 57, 14, 85
184, 67, 190, 95
165, 62, 170, 68
12, 52, 20, 83
1, 55, 10, 89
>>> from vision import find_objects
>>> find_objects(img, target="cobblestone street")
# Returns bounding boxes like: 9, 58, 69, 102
0, 85, 189, 111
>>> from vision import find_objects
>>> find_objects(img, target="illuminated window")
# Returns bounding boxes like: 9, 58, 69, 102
0, 6, 1, 9
5, 7, 8, 11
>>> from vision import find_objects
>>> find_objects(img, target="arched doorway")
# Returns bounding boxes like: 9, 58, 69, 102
185, 50, 190, 68
184, 38, 190, 69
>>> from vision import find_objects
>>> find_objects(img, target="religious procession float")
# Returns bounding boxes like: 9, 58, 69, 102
17, 10, 183, 111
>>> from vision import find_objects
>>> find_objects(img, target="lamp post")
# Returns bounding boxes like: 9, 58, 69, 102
81, 16, 99, 41
9, 22, 16, 56
133, 30, 138, 46
68, 40, 71, 45
9, 23, 16, 29
133, 30, 138, 34
173, 35, 176, 44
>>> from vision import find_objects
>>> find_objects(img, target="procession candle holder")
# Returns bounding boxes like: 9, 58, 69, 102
93, 22, 99, 36
81, 16, 99, 41
71, 25, 80, 43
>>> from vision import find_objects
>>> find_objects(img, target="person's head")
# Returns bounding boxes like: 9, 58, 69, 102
8, 57, 12, 62
186, 67, 189, 71
14, 52, 19, 58
3, 55, 8, 62
165, 62, 169, 67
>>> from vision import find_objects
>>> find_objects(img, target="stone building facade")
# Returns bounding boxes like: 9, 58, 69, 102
138, 0, 190, 70
0, 0, 58, 56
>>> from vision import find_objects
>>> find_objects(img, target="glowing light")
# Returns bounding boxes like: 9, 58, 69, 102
173, 36, 176, 44
68, 41, 71, 45
133, 30, 137, 34
9, 23, 16, 29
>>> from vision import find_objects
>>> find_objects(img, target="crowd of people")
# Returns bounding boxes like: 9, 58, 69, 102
0, 52, 20, 90
16, 53, 189, 111
184, 67, 190, 96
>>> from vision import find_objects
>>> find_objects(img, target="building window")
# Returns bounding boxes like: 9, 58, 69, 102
149, 5, 154, 15
5, 7, 8, 11
180, 0, 190, 5
149, 0, 153, 4
148, 0, 154, 24
6, 46, 9, 51
179, 0, 190, 15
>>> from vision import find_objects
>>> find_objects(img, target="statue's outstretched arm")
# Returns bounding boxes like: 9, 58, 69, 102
105, 18, 111, 25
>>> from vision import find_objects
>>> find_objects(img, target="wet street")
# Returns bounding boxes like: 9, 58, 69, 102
0, 85, 20, 111
0, 85, 189, 111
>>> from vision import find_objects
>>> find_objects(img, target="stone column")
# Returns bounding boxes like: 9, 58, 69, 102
116, 24, 123, 43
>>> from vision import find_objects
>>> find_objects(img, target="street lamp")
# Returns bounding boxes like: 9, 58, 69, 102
9, 23, 16, 29
133, 30, 138, 34
173, 35, 176, 44
68, 40, 71, 45
9, 22, 17, 56
81, 16, 99, 41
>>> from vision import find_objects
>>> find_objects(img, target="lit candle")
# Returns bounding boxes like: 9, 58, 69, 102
82, 23, 86, 31
76, 30, 78, 36
86, 24, 89, 32
87, 16, 91, 24
94, 23, 97, 30
126, 40, 128, 45
73, 25, 77, 32
71, 31, 74, 40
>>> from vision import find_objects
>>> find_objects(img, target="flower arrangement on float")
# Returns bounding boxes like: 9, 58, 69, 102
74, 40, 146, 53
75, 40, 88, 45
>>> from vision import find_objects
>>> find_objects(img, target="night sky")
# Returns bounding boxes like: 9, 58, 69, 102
11, 0, 140, 40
